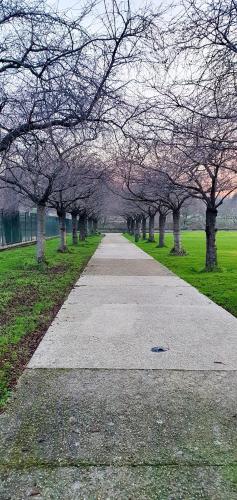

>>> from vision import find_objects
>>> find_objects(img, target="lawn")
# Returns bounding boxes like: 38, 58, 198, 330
126, 230, 237, 319
0, 234, 102, 409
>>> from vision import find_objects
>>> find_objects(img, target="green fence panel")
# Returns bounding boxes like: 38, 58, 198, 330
0, 211, 72, 248
45, 215, 59, 238
1, 211, 22, 245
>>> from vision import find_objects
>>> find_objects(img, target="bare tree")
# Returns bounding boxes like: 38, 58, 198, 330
0, 0, 157, 153
0, 130, 98, 259
140, 25, 237, 268
68, 165, 105, 244
0, 132, 70, 261
156, 202, 170, 248
48, 157, 101, 252
151, 111, 237, 268
117, 148, 189, 254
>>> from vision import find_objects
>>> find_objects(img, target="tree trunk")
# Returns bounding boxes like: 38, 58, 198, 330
127, 217, 131, 234
158, 213, 166, 247
134, 217, 141, 242
71, 213, 78, 245
171, 209, 185, 255
130, 218, 135, 235
88, 217, 93, 235
126, 217, 129, 233
36, 204, 46, 263
85, 217, 88, 237
148, 214, 155, 242
58, 212, 67, 252
93, 218, 98, 233
79, 213, 86, 241
142, 215, 146, 239
205, 207, 218, 270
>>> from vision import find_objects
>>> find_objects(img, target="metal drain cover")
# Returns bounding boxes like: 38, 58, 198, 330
151, 346, 169, 353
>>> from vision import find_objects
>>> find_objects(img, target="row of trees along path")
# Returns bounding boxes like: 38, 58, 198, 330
1, 0, 237, 272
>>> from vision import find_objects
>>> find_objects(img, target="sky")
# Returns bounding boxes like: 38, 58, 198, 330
47, 0, 168, 13
46, 0, 178, 33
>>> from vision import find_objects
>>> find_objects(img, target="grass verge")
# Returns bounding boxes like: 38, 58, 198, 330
126, 231, 237, 318
0, 234, 102, 409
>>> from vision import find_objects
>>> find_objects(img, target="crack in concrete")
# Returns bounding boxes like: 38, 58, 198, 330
1, 461, 237, 470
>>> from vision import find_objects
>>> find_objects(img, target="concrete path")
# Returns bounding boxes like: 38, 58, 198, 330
0, 234, 237, 499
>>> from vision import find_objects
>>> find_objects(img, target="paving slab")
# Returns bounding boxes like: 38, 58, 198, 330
0, 369, 236, 467
1, 465, 237, 500
93, 246, 152, 260
77, 274, 188, 286
66, 279, 211, 306
85, 258, 173, 275
28, 301, 237, 369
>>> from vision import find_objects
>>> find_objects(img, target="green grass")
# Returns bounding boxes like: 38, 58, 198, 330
126, 231, 237, 318
0, 234, 102, 409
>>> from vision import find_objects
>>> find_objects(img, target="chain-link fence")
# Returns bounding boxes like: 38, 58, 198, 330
0, 211, 72, 247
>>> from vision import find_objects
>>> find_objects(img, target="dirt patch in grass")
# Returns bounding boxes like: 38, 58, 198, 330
46, 264, 67, 274
0, 298, 65, 407
0, 286, 38, 327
